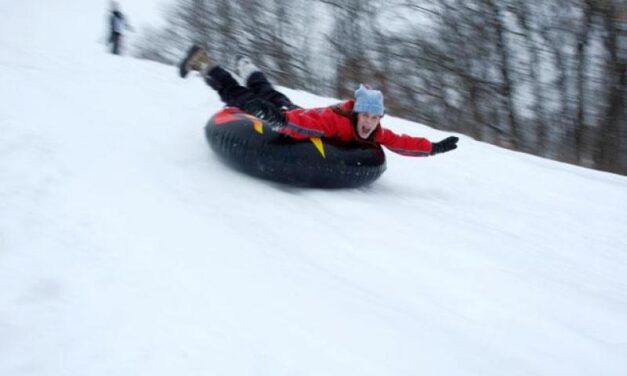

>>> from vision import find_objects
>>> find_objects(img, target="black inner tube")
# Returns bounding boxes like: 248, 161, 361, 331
205, 108, 386, 188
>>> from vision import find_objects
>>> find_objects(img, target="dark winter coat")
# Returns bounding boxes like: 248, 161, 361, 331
109, 11, 125, 36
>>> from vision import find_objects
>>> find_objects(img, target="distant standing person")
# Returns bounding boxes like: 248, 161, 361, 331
108, 2, 129, 55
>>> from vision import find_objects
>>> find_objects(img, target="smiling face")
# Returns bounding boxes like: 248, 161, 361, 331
356, 112, 381, 139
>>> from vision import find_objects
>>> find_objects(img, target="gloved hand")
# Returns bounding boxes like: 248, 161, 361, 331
430, 136, 459, 155
243, 99, 286, 129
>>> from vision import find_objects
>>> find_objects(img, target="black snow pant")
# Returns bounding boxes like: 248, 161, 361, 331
206, 66, 299, 111
110, 32, 122, 55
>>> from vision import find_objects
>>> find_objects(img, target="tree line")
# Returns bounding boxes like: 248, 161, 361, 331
135, 0, 627, 175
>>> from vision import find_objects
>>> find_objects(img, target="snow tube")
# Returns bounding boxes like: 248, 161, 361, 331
205, 108, 386, 188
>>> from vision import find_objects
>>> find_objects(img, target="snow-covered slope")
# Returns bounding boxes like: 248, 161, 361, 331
2, 1, 627, 375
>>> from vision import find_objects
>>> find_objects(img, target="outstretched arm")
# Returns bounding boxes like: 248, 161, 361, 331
375, 128, 458, 157
375, 128, 432, 156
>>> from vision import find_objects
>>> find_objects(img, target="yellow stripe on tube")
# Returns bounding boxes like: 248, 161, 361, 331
244, 115, 264, 134
310, 137, 326, 158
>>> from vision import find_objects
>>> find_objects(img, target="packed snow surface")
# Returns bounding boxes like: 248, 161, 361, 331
1, 1, 627, 375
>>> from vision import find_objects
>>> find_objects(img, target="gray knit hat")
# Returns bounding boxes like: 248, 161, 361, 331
354, 84, 384, 116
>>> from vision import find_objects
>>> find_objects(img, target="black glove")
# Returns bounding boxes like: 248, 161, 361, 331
430, 136, 459, 155
243, 99, 286, 129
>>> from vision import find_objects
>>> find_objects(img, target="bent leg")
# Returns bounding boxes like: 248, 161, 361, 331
206, 66, 256, 109
246, 72, 299, 110
111, 33, 121, 54
207, 67, 287, 126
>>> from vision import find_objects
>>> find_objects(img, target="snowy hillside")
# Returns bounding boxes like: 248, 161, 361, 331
2, 1, 627, 375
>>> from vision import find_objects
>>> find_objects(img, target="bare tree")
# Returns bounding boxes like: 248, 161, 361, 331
323, 0, 381, 98
593, 0, 626, 173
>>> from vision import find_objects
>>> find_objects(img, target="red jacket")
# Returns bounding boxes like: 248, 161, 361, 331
281, 100, 433, 156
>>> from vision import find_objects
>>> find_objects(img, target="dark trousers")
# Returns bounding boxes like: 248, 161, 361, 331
110, 32, 122, 55
206, 67, 299, 110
